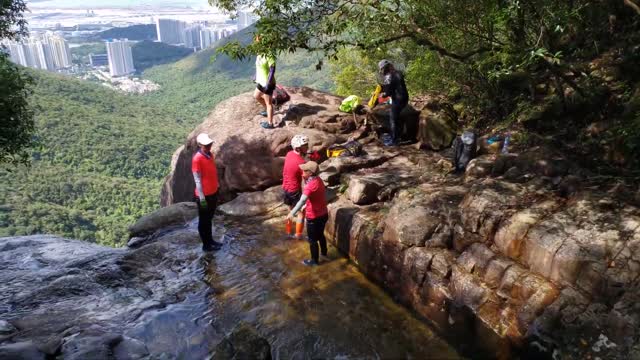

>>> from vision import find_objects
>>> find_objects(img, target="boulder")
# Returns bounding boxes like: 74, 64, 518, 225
161, 87, 344, 206
382, 205, 440, 247
465, 156, 494, 180
128, 202, 197, 239
347, 177, 382, 205
218, 186, 287, 217
367, 104, 420, 141
416, 105, 459, 150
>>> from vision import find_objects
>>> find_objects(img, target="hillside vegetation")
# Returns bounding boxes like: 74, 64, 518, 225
99, 24, 157, 41
132, 40, 193, 71
0, 70, 188, 246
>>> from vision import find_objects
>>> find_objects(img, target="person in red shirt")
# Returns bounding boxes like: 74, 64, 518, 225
192, 133, 222, 252
288, 161, 328, 266
282, 134, 309, 239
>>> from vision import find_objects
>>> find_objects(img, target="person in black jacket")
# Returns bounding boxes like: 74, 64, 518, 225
378, 59, 409, 146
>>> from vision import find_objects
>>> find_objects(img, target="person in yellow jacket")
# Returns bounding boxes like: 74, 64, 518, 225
253, 35, 277, 129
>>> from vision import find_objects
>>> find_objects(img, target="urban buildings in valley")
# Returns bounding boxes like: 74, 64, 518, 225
105, 39, 135, 77
155, 17, 237, 50
1, 32, 72, 71
155, 18, 187, 45
89, 53, 108, 67
183, 24, 202, 49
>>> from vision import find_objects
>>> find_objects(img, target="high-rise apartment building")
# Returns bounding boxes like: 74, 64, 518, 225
198, 27, 222, 49
43, 33, 72, 68
1, 32, 71, 71
106, 39, 135, 77
156, 18, 187, 45
183, 24, 202, 49
237, 11, 257, 31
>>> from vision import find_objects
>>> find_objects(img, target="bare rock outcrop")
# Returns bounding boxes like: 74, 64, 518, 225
161, 87, 347, 206
159, 84, 639, 358
321, 142, 640, 358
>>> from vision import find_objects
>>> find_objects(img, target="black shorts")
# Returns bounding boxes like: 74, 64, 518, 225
257, 83, 276, 96
283, 190, 302, 207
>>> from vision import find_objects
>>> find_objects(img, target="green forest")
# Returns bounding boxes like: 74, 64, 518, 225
0, 70, 188, 246
98, 24, 157, 41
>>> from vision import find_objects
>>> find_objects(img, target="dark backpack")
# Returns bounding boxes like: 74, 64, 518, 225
272, 85, 290, 105
453, 131, 477, 172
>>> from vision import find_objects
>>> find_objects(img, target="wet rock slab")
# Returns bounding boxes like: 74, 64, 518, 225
0, 232, 218, 359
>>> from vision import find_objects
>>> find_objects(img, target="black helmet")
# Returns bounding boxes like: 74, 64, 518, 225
378, 59, 392, 71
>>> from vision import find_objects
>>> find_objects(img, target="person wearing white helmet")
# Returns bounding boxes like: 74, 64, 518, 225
192, 133, 222, 252
378, 59, 409, 146
282, 134, 309, 238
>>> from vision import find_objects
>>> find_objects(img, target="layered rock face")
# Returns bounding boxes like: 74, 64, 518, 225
323, 146, 640, 358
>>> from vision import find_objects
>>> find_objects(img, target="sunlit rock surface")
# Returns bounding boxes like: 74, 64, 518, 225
322, 142, 640, 359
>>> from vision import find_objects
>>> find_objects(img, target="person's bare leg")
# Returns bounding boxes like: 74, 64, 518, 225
254, 88, 266, 107
263, 93, 274, 126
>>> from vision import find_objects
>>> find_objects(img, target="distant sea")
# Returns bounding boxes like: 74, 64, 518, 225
28, 0, 211, 9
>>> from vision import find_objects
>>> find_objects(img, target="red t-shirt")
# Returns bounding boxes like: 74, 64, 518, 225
303, 176, 328, 219
282, 150, 305, 193
192, 150, 219, 196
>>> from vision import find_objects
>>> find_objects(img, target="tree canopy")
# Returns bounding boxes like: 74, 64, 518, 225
0, 0, 35, 166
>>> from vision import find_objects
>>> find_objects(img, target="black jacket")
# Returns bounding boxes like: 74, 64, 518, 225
382, 71, 408, 105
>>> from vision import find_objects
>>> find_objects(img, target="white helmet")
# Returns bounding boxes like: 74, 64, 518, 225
196, 133, 214, 146
291, 134, 309, 149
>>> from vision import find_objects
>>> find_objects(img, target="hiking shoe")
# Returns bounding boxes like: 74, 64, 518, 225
260, 122, 274, 129
260, 110, 268, 116
320, 254, 330, 261
202, 245, 219, 252
302, 259, 319, 267
212, 240, 223, 248
202, 241, 223, 252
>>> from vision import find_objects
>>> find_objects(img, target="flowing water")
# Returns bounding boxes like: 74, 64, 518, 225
0, 216, 463, 358
126, 217, 462, 359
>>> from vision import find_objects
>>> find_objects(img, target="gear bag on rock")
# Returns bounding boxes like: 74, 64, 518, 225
327, 140, 363, 158
272, 85, 290, 105
453, 131, 477, 172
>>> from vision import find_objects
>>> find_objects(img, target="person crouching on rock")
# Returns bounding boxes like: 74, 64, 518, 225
192, 133, 222, 252
378, 59, 409, 146
283, 134, 309, 239
287, 161, 328, 266
254, 35, 277, 129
